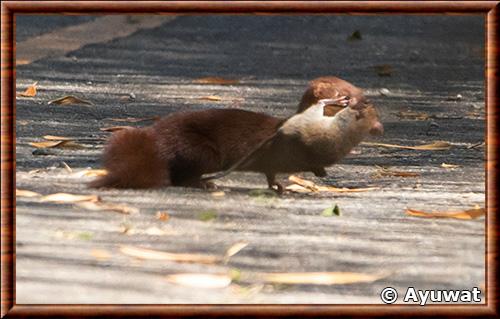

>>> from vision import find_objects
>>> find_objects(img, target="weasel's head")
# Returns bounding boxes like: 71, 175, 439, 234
297, 76, 364, 115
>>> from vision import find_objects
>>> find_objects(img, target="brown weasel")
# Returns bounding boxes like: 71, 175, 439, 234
90, 77, 382, 190
297, 76, 364, 116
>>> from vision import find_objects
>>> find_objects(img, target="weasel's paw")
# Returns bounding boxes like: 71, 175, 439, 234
201, 181, 218, 190
268, 182, 284, 195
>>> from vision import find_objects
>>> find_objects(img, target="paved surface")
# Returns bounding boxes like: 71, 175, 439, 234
15, 15, 485, 304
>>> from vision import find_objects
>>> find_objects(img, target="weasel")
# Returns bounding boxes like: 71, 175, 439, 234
90, 77, 382, 190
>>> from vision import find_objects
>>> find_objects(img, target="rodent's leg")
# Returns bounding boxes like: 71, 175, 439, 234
312, 167, 327, 177
266, 173, 283, 194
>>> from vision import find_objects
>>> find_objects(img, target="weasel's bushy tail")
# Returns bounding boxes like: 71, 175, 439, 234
89, 128, 169, 189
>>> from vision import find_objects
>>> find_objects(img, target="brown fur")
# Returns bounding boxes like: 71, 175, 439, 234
90, 109, 284, 189
90, 77, 382, 190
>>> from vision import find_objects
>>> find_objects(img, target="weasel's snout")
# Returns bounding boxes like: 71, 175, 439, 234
369, 121, 384, 136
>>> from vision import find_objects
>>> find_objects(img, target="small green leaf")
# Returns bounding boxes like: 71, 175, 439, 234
198, 210, 217, 222
322, 204, 341, 217
77, 231, 94, 240
229, 268, 242, 282
248, 189, 278, 198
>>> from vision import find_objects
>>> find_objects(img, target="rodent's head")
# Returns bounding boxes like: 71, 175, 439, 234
348, 99, 384, 137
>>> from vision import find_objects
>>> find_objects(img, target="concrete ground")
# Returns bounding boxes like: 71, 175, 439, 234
15, 15, 485, 304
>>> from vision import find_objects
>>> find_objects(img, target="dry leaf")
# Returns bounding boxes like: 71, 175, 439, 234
199, 95, 222, 101
211, 191, 226, 197
224, 242, 249, 261
100, 126, 134, 132
287, 175, 378, 193
40, 193, 99, 203
375, 166, 420, 177
17, 59, 30, 66
119, 245, 219, 264
347, 30, 362, 41
259, 272, 387, 285
61, 161, 73, 173
71, 169, 108, 178
397, 111, 429, 120
43, 135, 75, 141
83, 169, 108, 177
90, 249, 112, 261
16, 189, 41, 197
19, 81, 38, 97
48, 95, 94, 106
193, 77, 239, 85
405, 207, 485, 220
106, 116, 158, 123
165, 273, 232, 289
441, 163, 460, 169
361, 141, 451, 151
373, 64, 393, 76
285, 184, 313, 193
29, 140, 86, 149
76, 201, 138, 214
156, 211, 170, 221
29, 140, 67, 148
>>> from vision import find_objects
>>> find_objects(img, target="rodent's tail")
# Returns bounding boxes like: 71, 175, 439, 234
89, 128, 169, 189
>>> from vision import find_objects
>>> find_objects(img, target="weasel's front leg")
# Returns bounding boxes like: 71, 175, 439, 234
266, 173, 283, 194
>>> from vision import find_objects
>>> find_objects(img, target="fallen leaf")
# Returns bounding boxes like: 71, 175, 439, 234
224, 242, 249, 260
198, 210, 217, 221
48, 95, 94, 106
287, 175, 378, 193
16, 189, 41, 197
106, 116, 158, 123
373, 64, 393, 76
397, 111, 429, 120
83, 169, 108, 177
16, 59, 30, 65
100, 126, 134, 132
119, 245, 219, 264
19, 81, 38, 97
90, 249, 112, 261
29, 140, 67, 148
259, 271, 387, 285
441, 163, 460, 169
322, 205, 341, 217
211, 191, 226, 197
75, 201, 138, 214
61, 161, 73, 173
347, 30, 362, 41
285, 184, 312, 193
405, 207, 485, 220
42, 135, 75, 141
361, 141, 451, 150
193, 77, 239, 85
199, 95, 222, 101
467, 142, 484, 149
156, 211, 170, 221
165, 273, 232, 289
29, 140, 86, 149
375, 165, 420, 177
40, 193, 99, 203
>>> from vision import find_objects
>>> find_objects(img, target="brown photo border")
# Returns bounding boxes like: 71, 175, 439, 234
1, 1, 498, 317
